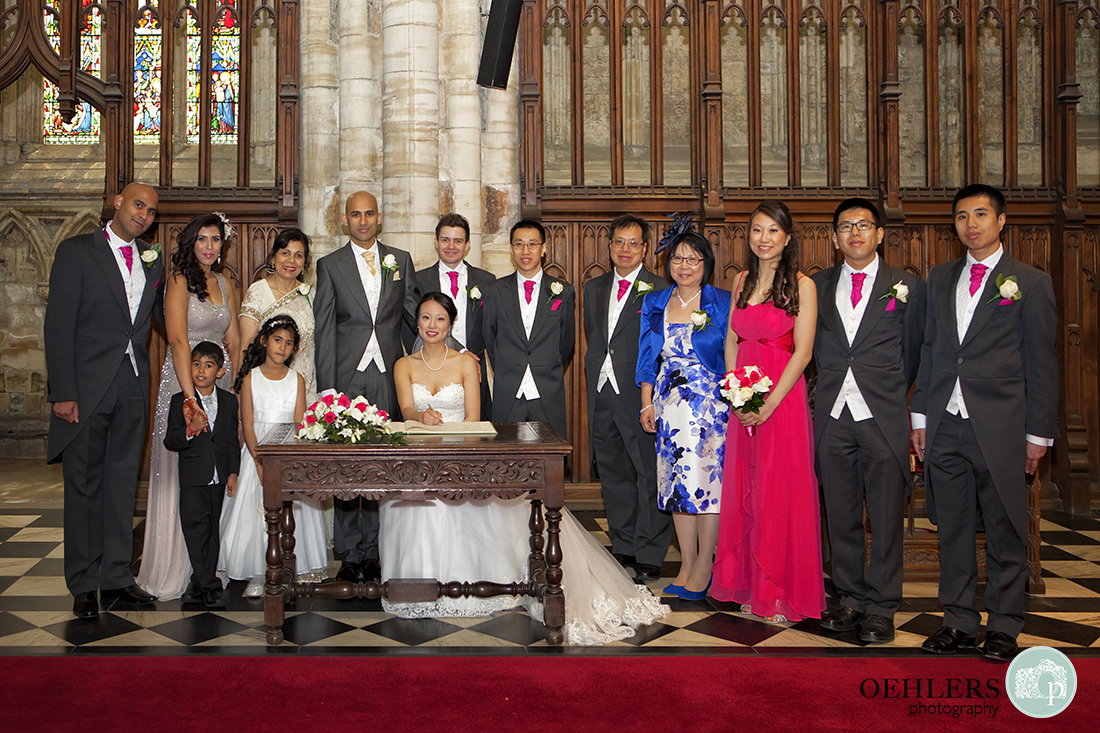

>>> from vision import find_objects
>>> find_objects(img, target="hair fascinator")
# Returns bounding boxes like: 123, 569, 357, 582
212, 211, 235, 239
655, 213, 694, 255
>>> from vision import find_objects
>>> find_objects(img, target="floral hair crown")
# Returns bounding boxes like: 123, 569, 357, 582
212, 211, 234, 239
264, 314, 298, 333
655, 213, 695, 255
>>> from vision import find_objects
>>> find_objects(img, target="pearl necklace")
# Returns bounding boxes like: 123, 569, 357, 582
420, 347, 448, 372
675, 289, 700, 309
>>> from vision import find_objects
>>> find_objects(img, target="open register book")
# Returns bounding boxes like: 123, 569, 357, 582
392, 421, 498, 436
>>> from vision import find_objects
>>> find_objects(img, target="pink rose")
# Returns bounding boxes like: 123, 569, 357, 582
305, 414, 317, 425
323, 411, 337, 424
337, 394, 351, 408
322, 394, 335, 407
377, 409, 388, 420
354, 402, 368, 412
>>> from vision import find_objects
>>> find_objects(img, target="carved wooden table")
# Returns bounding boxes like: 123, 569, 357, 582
255, 422, 572, 646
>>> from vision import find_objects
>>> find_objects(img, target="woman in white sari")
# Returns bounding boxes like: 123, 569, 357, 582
238, 229, 317, 404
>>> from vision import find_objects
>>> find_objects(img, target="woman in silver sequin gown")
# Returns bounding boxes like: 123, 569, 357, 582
137, 214, 240, 601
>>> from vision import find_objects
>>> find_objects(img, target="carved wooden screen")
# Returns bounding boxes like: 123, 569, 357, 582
519, 0, 1099, 505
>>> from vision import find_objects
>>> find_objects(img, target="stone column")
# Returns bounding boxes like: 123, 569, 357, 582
380, 0, 439, 264
481, 52, 521, 276
338, 0, 384, 216
299, 0, 341, 258
440, 0, 484, 266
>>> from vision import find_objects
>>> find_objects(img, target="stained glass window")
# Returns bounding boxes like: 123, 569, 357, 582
42, 0, 101, 143
187, 2, 239, 144
134, 4, 163, 144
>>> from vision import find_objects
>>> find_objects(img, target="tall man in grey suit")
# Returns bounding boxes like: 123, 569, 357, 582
812, 198, 926, 643
415, 213, 495, 420
483, 220, 575, 440
911, 184, 1058, 662
314, 190, 420, 582
583, 215, 671, 581
45, 182, 162, 617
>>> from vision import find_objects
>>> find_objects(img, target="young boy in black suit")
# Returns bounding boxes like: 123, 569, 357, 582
164, 342, 240, 609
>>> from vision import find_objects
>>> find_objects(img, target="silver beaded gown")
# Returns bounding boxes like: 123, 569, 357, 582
137, 274, 233, 601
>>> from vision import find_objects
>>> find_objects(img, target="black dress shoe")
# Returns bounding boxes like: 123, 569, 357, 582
101, 584, 156, 606
634, 563, 661, 582
982, 631, 1018, 662
820, 606, 864, 633
203, 587, 227, 610
921, 626, 977, 654
336, 561, 360, 583
859, 615, 896, 643
73, 591, 98, 618
361, 559, 382, 582
612, 554, 637, 573
181, 582, 204, 604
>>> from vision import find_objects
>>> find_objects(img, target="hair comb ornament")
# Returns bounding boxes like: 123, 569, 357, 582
212, 211, 235, 239
655, 213, 694, 255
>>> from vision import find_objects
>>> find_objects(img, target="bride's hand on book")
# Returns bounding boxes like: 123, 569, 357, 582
421, 407, 443, 425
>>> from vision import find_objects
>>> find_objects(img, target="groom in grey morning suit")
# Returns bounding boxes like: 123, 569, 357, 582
583, 215, 671, 581
45, 183, 163, 617
314, 191, 420, 582
812, 198, 925, 643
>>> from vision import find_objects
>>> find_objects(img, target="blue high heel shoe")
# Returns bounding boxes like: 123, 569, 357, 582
663, 582, 685, 595
678, 576, 712, 601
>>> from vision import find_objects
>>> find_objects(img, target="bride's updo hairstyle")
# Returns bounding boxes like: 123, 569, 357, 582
418, 291, 458, 325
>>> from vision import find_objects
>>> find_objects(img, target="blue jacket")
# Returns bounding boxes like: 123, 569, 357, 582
636, 284, 732, 385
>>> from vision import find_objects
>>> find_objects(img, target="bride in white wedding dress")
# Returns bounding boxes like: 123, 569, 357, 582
379, 293, 668, 644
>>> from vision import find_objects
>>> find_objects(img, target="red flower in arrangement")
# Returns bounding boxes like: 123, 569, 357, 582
377, 409, 388, 420
323, 411, 337, 424
353, 402, 368, 412
305, 414, 318, 425
337, 393, 351, 408
322, 393, 335, 407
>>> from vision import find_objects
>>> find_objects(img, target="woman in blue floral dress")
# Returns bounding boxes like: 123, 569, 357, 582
637, 225, 731, 601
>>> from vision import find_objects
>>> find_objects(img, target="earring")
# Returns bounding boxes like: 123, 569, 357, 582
265, 259, 275, 275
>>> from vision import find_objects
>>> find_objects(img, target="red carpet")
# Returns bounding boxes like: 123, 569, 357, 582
4, 656, 1096, 732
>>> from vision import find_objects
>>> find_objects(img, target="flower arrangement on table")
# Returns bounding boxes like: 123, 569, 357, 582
720, 365, 773, 437
296, 392, 407, 446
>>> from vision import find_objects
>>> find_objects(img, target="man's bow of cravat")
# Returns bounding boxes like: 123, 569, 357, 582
120, 245, 133, 273
968, 263, 988, 297
616, 279, 630, 301
523, 279, 535, 304
850, 271, 866, 308
448, 270, 460, 297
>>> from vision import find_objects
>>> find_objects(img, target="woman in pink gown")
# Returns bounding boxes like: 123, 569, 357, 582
711, 201, 826, 624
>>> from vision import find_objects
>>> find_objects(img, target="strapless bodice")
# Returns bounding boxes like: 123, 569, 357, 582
411, 382, 466, 423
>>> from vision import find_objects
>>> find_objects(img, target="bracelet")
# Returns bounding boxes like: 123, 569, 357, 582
640, 405, 654, 415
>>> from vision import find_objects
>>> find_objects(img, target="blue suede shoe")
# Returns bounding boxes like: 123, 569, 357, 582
678, 576, 712, 601
662, 582, 685, 595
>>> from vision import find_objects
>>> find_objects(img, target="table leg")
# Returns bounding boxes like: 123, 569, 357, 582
528, 499, 545, 582
543, 505, 564, 645
264, 505, 285, 645
280, 501, 297, 580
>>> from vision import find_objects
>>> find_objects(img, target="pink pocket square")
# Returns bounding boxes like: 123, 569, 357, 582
998, 298, 1013, 305
885, 298, 897, 312
551, 299, 562, 311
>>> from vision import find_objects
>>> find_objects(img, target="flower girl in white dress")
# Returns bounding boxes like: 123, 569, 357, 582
219, 315, 330, 594
380, 293, 668, 644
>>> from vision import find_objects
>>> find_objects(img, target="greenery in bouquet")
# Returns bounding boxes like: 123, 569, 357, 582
297, 392, 407, 446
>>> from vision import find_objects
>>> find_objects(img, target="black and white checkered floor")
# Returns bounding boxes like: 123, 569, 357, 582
2, 462, 1099, 655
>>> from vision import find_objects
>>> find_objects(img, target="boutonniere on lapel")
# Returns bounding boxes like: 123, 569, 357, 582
987, 274, 1021, 305
546, 280, 564, 310
633, 280, 654, 303
878, 281, 908, 312
140, 243, 161, 268
690, 310, 710, 331
381, 253, 399, 278
467, 285, 482, 301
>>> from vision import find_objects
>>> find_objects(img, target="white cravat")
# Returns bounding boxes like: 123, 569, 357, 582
597, 265, 642, 395
439, 261, 469, 349
104, 222, 146, 376
353, 243, 386, 374
516, 270, 544, 401
199, 390, 219, 484
829, 257, 878, 422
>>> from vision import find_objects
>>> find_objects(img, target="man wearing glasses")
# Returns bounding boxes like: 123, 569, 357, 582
482, 220, 575, 439
583, 216, 671, 581
811, 198, 926, 643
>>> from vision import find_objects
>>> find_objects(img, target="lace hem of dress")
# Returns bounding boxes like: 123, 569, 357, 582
527, 585, 670, 646
382, 594, 523, 619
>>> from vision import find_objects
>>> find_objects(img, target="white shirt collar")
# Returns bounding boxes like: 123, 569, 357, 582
615, 263, 644, 285
966, 245, 1003, 270
518, 269, 544, 287
439, 260, 467, 275
104, 220, 135, 248
841, 254, 879, 279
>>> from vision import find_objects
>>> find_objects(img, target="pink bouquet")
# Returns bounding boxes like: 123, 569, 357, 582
296, 392, 406, 445
720, 365, 773, 437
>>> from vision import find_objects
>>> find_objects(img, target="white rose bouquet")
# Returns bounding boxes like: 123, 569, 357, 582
720, 365, 773, 437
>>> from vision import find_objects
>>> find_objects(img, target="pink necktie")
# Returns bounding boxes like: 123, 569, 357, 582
617, 279, 630, 301
448, 270, 459, 298
524, 280, 535, 304
969, 263, 988, 297
120, 245, 133, 273
850, 272, 866, 308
